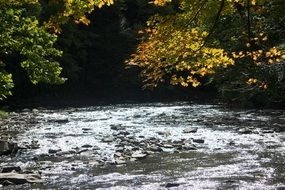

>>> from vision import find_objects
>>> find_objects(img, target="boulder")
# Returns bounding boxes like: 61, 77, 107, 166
0, 141, 18, 155
0, 173, 42, 185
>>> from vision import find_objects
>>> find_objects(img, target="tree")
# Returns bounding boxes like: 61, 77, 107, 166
0, 0, 64, 100
126, 0, 285, 105
0, 0, 115, 100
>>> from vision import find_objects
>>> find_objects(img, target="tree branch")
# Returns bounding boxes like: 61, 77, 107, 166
246, 0, 251, 43
194, 0, 225, 52
188, 0, 208, 25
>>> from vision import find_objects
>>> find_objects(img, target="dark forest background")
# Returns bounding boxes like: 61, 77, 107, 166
2, 0, 285, 109
2, 1, 214, 108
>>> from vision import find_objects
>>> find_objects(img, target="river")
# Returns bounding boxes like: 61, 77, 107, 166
1, 102, 285, 189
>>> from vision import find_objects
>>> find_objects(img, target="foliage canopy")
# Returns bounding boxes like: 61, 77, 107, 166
0, 0, 114, 100
127, 0, 285, 105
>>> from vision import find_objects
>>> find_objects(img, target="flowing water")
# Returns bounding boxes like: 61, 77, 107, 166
1, 102, 285, 189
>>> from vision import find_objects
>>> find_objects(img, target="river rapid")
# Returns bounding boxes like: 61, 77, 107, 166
1, 102, 285, 189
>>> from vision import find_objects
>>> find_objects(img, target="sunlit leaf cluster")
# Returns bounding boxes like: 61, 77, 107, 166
0, 1, 65, 99
126, 0, 285, 105
127, 15, 234, 88
151, 0, 171, 6
45, 0, 115, 33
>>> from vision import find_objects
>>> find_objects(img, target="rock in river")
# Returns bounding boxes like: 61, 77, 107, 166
182, 144, 197, 151
131, 152, 147, 159
237, 128, 252, 134
81, 144, 93, 148
48, 118, 69, 124
0, 166, 21, 173
157, 131, 171, 136
148, 146, 163, 152
183, 127, 198, 133
115, 159, 126, 165
193, 139, 205, 144
0, 173, 42, 185
102, 137, 114, 143
164, 182, 180, 188
110, 124, 123, 130
48, 149, 61, 154
0, 140, 18, 155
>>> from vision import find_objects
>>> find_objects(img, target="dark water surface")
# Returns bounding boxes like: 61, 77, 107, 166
1, 102, 285, 189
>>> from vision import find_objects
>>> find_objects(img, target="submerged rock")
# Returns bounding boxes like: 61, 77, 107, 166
48, 118, 69, 124
48, 149, 61, 154
193, 139, 205, 144
164, 183, 180, 188
157, 131, 171, 136
0, 173, 42, 185
129, 158, 138, 162
0, 166, 21, 173
77, 149, 88, 154
182, 145, 197, 150
116, 147, 124, 152
110, 124, 123, 130
237, 128, 252, 134
148, 146, 163, 152
82, 128, 91, 131
0, 141, 18, 155
118, 130, 130, 136
162, 144, 174, 148
81, 144, 93, 148
89, 161, 102, 166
